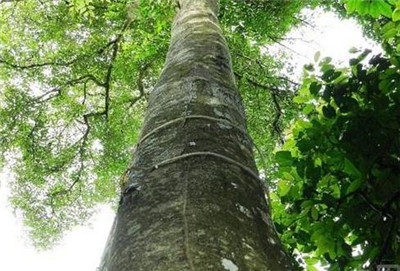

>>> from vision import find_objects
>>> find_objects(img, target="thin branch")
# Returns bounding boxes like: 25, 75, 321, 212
357, 191, 389, 219
129, 61, 152, 107
234, 71, 287, 94
373, 215, 397, 267
103, 42, 118, 120
271, 90, 284, 145
234, 52, 300, 87
82, 82, 88, 105
0, 57, 77, 70
295, 16, 316, 29
30, 74, 104, 104
48, 110, 106, 198
234, 71, 285, 144
383, 190, 400, 211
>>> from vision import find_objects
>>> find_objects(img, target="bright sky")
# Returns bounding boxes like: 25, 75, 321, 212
0, 8, 382, 271
0, 168, 115, 271
266, 8, 382, 79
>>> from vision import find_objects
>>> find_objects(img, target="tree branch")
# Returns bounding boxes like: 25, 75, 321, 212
234, 71, 286, 144
0, 57, 77, 70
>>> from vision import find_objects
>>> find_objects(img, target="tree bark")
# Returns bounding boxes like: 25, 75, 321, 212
99, 0, 292, 270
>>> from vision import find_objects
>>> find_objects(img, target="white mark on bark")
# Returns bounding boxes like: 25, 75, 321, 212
268, 237, 277, 245
242, 241, 253, 250
257, 207, 271, 225
189, 141, 196, 146
236, 204, 252, 218
221, 258, 238, 271
213, 108, 224, 117
208, 97, 221, 105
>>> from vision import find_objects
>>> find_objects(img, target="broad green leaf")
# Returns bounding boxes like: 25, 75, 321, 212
301, 200, 314, 209
343, 158, 361, 178
356, 1, 370, 15
314, 51, 321, 62
393, 8, 400, 21
369, 0, 381, 18
275, 151, 293, 167
349, 47, 359, 54
278, 179, 291, 196
382, 28, 398, 39
293, 95, 310, 104
322, 104, 336, 118
303, 104, 314, 114
346, 179, 363, 194
311, 206, 319, 220
306, 265, 319, 271
369, 0, 392, 18
345, 0, 357, 13
376, 0, 393, 18
381, 21, 396, 33
309, 82, 322, 95
304, 257, 319, 266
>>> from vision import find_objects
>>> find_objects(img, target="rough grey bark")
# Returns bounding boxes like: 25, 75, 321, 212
99, 0, 292, 270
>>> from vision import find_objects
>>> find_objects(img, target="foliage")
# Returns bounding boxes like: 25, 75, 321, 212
0, 0, 174, 248
0, 0, 306, 248
270, 2, 400, 269
272, 48, 400, 270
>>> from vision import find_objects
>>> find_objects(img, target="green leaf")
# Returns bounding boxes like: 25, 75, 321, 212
306, 265, 319, 271
304, 257, 319, 266
304, 64, 315, 71
369, 0, 392, 18
343, 158, 361, 178
293, 95, 310, 104
376, 0, 393, 18
321, 69, 333, 81
303, 104, 314, 114
393, 8, 400, 21
301, 200, 314, 209
345, 0, 357, 13
309, 82, 322, 95
382, 28, 398, 39
349, 47, 359, 54
314, 51, 321, 62
382, 21, 395, 33
275, 151, 293, 167
346, 179, 363, 194
322, 104, 336, 118
311, 206, 319, 220
369, 0, 381, 18
356, 1, 370, 15
278, 179, 291, 196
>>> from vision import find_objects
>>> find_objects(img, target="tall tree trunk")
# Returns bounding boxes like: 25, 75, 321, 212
99, 0, 292, 270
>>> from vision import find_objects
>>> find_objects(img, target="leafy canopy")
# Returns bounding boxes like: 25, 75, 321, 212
271, 1, 400, 269
0, 0, 306, 248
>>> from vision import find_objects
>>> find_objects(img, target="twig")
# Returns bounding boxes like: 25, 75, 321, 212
234, 71, 285, 144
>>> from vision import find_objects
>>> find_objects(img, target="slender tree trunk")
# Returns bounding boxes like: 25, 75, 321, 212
99, 0, 292, 270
